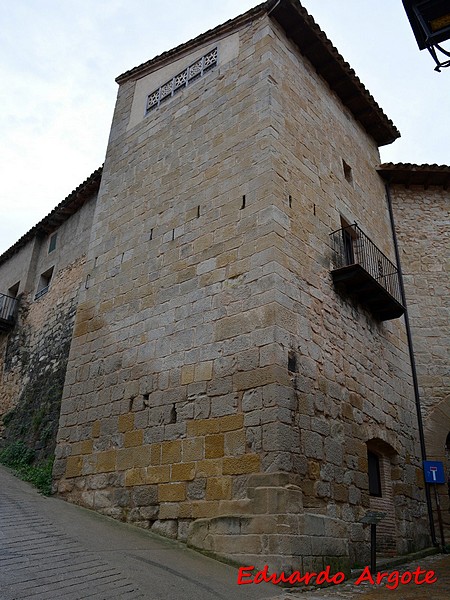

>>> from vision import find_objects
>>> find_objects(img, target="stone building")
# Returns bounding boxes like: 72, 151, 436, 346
378, 163, 450, 541
0, 169, 101, 458
1, 0, 448, 574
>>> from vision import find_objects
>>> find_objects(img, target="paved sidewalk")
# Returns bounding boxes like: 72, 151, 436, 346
0, 466, 282, 600
285, 552, 450, 600
1, 465, 448, 600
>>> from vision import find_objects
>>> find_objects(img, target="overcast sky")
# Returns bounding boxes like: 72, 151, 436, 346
1, 0, 449, 256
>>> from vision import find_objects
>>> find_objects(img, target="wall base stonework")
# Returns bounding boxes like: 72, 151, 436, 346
1, 259, 86, 462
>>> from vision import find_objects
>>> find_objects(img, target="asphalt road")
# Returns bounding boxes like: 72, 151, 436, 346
0, 465, 283, 600
3, 466, 448, 600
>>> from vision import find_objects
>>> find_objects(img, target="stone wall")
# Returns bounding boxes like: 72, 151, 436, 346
53, 14, 430, 572
0, 195, 97, 461
390, 184, 450, 538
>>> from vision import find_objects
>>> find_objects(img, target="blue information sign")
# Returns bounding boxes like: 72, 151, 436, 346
423, 461, 445, 484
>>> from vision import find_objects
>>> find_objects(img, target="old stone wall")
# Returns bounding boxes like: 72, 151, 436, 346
53, 14, 430, 573
55, 16, 285, 547
238, 18, 429, 563
390, 184, 450, 538
0, 195, 97, 461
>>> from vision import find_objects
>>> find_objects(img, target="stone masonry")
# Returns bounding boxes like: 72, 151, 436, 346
386, 176, 450, 540
49, 1, 434, 574
0, 174, 99, 460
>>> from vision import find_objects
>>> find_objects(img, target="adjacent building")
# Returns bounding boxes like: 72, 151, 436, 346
0, 169, 101, 459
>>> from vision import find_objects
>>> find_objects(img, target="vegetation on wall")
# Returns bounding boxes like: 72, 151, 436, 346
0, 302, 75, 495
0, 441, 53, 495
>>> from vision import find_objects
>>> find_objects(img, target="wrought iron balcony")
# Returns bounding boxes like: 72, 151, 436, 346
0, 293, 19, 331
330, 224, 405, 321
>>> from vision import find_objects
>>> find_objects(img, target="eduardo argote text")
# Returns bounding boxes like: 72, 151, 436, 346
237, 564, 437, 590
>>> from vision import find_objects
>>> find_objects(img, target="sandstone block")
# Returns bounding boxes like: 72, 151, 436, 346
158, 482, 186, 502
118, 413, 134, 433
222, 454, 260, 475
182, 438, 203, 462
65, 455, 83, 478
206, 477, 232, 501
124, 429, 144, 447
191, 501, 220, 519
171, 462, 196, 481
196, 459, 222, 477
145, 465, 171, 484
117, 448, 136, 471
205, 434, 224, 459
233, 367, 277, 391
187, 413, 244, 436
181, 364, 195, 385
179, 502, 194, 518
151, 443, 161, 465
125, 468, 146, 487
72, 440, 93, 455
194, 361, 213, 382
161, 440, 182, 464
96, 450, 117, 473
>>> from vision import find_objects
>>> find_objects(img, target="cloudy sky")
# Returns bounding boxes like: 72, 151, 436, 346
1, 0, 449, 255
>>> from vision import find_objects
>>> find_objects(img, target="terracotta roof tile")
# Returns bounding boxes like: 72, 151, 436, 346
116, 0, 399, 146
0, 166, 103, 266
378, 163, 450, 187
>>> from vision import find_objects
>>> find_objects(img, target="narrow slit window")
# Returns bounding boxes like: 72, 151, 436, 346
342, 160, 353, 184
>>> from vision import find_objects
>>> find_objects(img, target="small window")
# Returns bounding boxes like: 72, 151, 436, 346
35, 267, 54, 300
368, 450, 382, 497
48, 232, 57, 253
342, 160, 353, 184
8, 282, 20, 298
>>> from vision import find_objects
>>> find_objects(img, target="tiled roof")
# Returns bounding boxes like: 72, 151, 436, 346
378, 163, 450, 188
116, 0, 399, 146
0, 166, 103, 267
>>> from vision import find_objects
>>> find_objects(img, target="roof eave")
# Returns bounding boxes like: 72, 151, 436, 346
268, 0, 400, 146
0, 166, 103, 267
116, 1, 399, 147
115, 1, 275, 85
378, 162, 450, 188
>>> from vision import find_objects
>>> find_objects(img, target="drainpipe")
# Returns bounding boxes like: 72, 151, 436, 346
384, 182, 437, 547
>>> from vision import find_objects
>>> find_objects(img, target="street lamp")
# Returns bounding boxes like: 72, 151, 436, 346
403, 0, 450, 71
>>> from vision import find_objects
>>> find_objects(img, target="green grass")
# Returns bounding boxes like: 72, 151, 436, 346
0, 441, 53, 495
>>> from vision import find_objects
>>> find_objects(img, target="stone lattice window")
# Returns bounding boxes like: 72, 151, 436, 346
146, 47, 218, 113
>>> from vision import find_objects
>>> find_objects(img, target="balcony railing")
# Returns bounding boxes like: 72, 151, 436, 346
0, 293, 19, 331
330, 224, 405, 321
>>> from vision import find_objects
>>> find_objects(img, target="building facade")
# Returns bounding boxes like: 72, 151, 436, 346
1, 0, 448, 574
0, 170, 101, 460
379, 163, 450, 543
